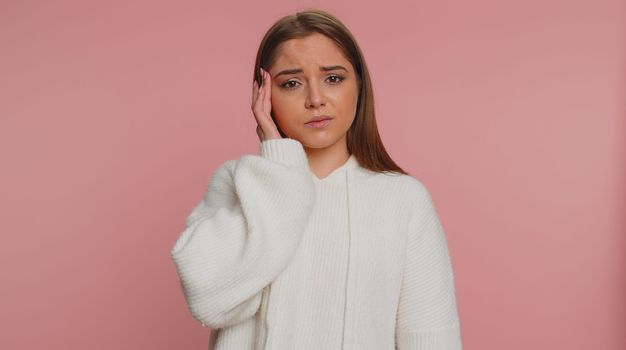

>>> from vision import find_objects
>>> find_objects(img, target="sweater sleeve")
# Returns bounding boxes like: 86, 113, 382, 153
170, 138, 316, 330
395, 181, 462, 349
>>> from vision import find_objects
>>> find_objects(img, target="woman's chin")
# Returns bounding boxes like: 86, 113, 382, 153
297, 134, 342, 150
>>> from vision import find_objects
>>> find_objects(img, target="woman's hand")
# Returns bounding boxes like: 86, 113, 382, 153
252, 67, 282, 142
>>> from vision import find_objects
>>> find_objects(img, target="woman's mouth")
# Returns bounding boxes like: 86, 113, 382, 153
305, 119, 332, 128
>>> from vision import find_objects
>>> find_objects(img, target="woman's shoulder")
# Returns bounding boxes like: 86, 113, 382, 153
355, 169, 434, 212
204, 158, 239, 189
364, 169, 430, 195
217, 158, 239, 173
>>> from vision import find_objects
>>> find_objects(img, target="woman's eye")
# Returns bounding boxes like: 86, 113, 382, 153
280, 75, 345, 90
281, 80, 300, 89
326, 74, 345, 84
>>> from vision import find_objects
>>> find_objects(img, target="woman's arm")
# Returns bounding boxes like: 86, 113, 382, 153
170, 138, 316, 330
395, 182, 463, 349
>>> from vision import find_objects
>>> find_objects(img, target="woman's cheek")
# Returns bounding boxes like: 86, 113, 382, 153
274, 97, 296, 124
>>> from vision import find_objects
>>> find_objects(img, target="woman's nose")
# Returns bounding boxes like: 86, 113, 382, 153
305, 83, 326, 108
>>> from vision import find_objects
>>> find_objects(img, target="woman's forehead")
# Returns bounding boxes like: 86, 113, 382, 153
272, 35, 351, 72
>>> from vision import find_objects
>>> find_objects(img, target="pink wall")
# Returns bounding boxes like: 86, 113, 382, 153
1, 1, 624, 349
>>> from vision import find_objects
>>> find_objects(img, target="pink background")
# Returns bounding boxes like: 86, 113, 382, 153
1, 1, 624, 349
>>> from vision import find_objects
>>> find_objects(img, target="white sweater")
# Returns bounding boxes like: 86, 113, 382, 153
170, 138, 462, 349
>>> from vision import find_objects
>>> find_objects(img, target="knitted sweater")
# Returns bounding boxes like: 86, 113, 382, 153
170, 138, 462, 349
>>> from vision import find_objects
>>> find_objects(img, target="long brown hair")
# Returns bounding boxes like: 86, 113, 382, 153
253, 9, 408, 175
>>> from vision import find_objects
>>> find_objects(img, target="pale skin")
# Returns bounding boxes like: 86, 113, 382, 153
251, 32, 359, 180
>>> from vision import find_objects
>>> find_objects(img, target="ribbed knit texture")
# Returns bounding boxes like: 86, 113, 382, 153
171, 138, 462, 349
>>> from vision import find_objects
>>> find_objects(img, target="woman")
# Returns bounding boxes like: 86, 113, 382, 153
171, 9, 462, 350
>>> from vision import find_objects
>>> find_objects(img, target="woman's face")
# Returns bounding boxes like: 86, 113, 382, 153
267, 33, 359, 151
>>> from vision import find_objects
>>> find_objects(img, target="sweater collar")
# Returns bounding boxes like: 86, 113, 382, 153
311, 153, 360, 183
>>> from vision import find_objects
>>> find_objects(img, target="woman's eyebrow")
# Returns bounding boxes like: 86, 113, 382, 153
274, 65, 348, 78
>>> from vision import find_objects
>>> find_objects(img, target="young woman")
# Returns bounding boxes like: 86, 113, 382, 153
171, 9, 462, 350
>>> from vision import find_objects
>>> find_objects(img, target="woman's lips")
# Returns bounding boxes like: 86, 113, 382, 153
305, 119, 332, 128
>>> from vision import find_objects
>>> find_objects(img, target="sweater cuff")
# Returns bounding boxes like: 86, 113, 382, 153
259, 138, 309, 169
395, 323, 462, 349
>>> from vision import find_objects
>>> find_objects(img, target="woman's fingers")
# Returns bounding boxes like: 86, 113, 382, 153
252, 68, 281, 141
262, 70, 271, 118
259, 73, 267, 115
252, 80, 258, 109
252, 77, 263, 125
